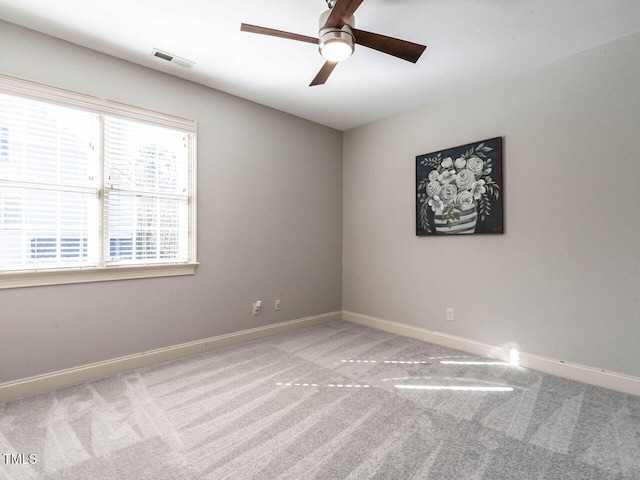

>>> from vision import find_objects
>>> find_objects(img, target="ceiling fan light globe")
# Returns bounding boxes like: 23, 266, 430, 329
321, 39, 354, 62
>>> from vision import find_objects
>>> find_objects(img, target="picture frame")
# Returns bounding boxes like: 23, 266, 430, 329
416, 137, 503, 235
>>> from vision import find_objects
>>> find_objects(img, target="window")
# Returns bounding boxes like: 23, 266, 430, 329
0, 73, 197, 288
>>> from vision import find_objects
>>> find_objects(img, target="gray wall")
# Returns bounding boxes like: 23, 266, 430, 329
0, 21, 343, 384
343, 32, 640, 378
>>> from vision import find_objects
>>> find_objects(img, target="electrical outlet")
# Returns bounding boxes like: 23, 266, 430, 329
446, 307, 455, 321
253, 300, 262, 315
275, 299, 281, 311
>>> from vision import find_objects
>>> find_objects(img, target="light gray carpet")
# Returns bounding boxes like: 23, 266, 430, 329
1, 321, 639, 479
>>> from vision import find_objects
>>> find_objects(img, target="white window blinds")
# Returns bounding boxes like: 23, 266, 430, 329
0, 74, 196, 287
104, 118, 190, 265
0, 94, 100, 270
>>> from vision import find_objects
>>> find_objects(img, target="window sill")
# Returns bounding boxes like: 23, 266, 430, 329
0, 263, 199, 289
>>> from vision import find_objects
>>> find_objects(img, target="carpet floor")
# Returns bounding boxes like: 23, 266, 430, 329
1, 321, 639, 479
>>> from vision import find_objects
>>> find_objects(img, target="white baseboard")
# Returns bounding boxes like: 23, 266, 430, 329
4, 310, 637, 403
0, 311, 342, 404
343, 311, 640, 397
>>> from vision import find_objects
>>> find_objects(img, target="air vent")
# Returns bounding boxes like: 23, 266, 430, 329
151, 48, 195, 69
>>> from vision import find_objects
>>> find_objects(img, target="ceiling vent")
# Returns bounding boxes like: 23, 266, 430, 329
151, 48, 195, 69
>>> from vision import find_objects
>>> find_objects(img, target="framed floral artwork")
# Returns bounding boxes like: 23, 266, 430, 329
416, 137, 503, 235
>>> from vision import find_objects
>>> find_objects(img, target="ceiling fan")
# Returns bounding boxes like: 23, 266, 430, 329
241, 0, 427, 86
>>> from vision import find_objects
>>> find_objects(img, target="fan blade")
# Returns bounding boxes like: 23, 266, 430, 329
310, 61, 338, 86
352, 28, 426, 63
241, 23, 318, 45
323, 0, 365, 29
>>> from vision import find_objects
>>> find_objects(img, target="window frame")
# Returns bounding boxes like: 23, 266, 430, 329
0, 73, 198, 289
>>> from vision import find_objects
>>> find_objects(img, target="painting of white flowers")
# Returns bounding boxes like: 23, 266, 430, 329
416, 137, 503, 235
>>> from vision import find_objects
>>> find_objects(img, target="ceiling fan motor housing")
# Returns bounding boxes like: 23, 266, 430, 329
318, 10, 355, 61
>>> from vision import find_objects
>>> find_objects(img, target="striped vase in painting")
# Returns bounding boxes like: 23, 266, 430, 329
434, 205, 477, 234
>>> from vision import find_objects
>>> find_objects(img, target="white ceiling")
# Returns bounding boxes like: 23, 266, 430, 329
1, 0, 639, 131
